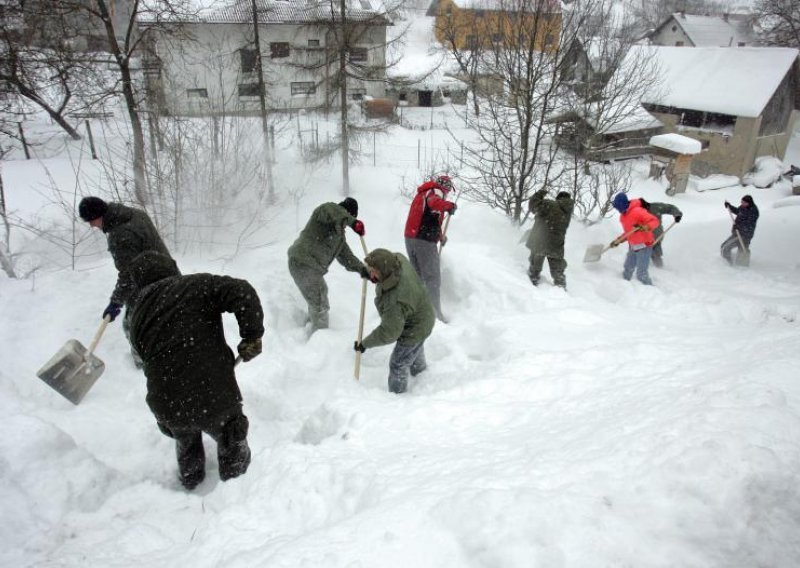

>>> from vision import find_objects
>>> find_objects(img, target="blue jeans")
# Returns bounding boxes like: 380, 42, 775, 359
623, 246, 653, 285
388, 341, 427, 394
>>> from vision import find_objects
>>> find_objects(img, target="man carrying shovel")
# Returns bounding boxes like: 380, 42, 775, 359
525, 189, 574, 289
639, 199, 682, 268
127, 251, 264, 490
610, 193, 660, 285
721, 195, 759, 266
78, 196, 173, 367
353, 249, 435, 394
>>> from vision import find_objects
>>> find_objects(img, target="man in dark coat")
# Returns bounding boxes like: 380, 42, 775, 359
353, 249, 435, 394
525, 189, 574, 289
78, 196, 174, 365
287, 198, 368, 332
643, 200, 683, 268
127, 251, 265, 490
721, 195, 759, 266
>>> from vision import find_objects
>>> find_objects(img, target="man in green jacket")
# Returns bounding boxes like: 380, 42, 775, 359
79, 196, 174, 365
525, 189, 574, 289
642, 200, 682, 268
287, 198, 369, 332
127, 251, 264, 490
353, 249, 435, 394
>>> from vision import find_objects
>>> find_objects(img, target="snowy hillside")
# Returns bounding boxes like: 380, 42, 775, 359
2, 100, 800, 567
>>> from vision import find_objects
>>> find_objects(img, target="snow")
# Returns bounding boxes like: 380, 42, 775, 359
634, 45, 800, 117
667, 13, 752, 47
686, 174, 741, 192
742, 156, 785, 188
649, 132, 702, 155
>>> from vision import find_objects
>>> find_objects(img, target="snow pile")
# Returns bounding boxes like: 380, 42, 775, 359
742, 156, 785, 188
650, 133, 702, 155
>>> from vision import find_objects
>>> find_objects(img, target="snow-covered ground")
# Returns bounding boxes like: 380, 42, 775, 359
2, 102, 800, 568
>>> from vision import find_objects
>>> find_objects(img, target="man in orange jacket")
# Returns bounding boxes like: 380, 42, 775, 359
611, 193, 659, 285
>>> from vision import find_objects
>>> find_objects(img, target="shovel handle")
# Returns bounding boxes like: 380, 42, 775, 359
85, 315, 111, 358
652, 220, 677, 246
728, 210, 748, 251
354, 265, 369, 381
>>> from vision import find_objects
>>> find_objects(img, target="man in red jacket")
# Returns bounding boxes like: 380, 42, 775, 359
404, 175, 457, 321
611, 193, 659, 285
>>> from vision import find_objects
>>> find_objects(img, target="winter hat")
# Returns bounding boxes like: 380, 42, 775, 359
339, 197, 358, 217
742, 195, 754, 205
364, 248, 400, 280
556, 191, 571, 200
78, 196, 108, 221
129, 251, 180, 289
612, 193, 629, 213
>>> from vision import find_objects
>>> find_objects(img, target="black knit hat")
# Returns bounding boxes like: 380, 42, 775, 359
742, 195, 754, 205
339, 197, 358, 217
78, 196, 108, 221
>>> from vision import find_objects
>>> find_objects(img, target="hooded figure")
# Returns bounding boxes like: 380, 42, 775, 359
610, 193, 660, 285
721, 195, 759, 266
525, 189, 574, 288
287, 199, 368, 332
128, 251, 265, 490
78, 197, 174, 366
404, 175, 457, 321
354, 249, 435, 394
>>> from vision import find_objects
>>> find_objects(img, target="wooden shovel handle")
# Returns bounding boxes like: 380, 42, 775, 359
86, 315, 111, 358
652, 220, 677, 246
355, 235, 369, 380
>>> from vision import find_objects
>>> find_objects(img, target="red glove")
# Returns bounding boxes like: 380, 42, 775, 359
448, 203, 457, 216
351, 220, 365, 236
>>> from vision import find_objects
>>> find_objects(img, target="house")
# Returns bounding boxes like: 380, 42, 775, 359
140, 0, 390, 116
631, 46, 799, 178
560, 37, 622, 96
429, 0, 561, 52
648, 12, 755, 47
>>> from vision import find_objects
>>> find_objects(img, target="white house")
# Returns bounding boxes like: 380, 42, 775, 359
648, 12, 755, 47
141, 0, 391, 115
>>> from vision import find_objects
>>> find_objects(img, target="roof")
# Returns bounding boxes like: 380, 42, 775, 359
632, 46, 799, 117
652, 13, 753, 47
184, 0, 390, 25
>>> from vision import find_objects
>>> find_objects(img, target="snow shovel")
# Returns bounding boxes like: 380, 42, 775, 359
36, 315, 111, 405
355, 235, 369, 380
728, 210, 750, 266
583, 228, 637, 263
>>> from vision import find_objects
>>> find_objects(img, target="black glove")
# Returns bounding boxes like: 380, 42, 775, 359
639, 198, 650, 210
353, 341, 366, 353
102, 302, 123, 322
674, 214, 682, 223
237, 338, 262, 362
359, 266, 370, 280
448, 203, 457, 216
724, 200, 731, 210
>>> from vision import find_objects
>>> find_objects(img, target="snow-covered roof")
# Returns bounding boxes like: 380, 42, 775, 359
649, 133, 702, 155
449, 0, 559, 12
634, 46, 799, 117
193, 0, 389, 24
654, 13, 753, 47
595, 106, 662, 134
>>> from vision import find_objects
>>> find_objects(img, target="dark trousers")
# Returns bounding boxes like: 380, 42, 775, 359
720, 233, 751, 266
158, 409, 251, 489
388, 341, 427, 394
528, 251, 567, 288
288, 258, 329, 330
405, 238, 444, 320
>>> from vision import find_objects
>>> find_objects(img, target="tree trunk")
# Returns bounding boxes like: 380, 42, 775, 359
250, 0, 275, 202
13, 84, 81, 140
0, 166, 17, 278
339, 0, 350, 195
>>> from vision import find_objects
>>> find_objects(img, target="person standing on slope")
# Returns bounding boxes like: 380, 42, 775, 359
404, 175, 457, 322
525, 189, 574, 289
638, 199, 683, 268
287, 198, 369, 332
611, 193, 660, 285
721, 195, 759, 266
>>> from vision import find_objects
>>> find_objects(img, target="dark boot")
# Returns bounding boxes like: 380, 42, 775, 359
217, 414, 251, 481
174, 431, 206, 490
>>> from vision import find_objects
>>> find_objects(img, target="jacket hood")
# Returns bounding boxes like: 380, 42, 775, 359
129, 251, 180, 289
365, 249, 401, 288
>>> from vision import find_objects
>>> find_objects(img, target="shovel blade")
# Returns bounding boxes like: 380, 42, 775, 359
583, 243, 607, 263
36, 339, 105, 405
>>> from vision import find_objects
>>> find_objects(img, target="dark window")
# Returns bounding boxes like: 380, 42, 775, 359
186, 88, 208, 98
675, 41, 684, 46
491, 33, 502, 44
737, 42, 746, 47
671, 25, 677, 32
238, 83, 261, 97
291, 81, 316, 95
240, 49, 257, 73
270, 42, 290, 58
308, 39, 320, 47
399, 92, 407, 101
350, 87, 366, 100
349, 47, 368, 62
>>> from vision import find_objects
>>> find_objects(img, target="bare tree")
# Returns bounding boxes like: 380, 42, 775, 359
0, 143, 16, 277
754, 0, 800, 48
248, 0, 275, 202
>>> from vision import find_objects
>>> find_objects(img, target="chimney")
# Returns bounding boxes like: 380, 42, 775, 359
679, 11, 685, 19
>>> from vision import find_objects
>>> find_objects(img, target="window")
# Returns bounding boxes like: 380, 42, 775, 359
675, 41, 684, 46
671, 25, 677, 32
737, 42, 746, 47
186, 88, 208, 98
238, 83, 260, 97
240, 49, 257, 73
291, 81, 316, 95
350, 87, 367, 100
349, 47, 368, 62
308, 39, 320, 47
270, 42, 290, 58
491, 33, 502, 44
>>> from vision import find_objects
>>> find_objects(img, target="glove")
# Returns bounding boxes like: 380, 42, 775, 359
353, 341, 366, 353
448, 203, 457, 216
639, 198, 650, 210
610, 239, 621, 248
674, 214, 682, 223
634, 224, 649, 232
359, 266, 370, 280
440, 235, 448, 247
102, 302, 123, 322
351, 220, 365, 236
724, 200, 731, 210
237, 338, 262, 362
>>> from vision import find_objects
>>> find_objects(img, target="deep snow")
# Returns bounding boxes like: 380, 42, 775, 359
2, 106, 800, 567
